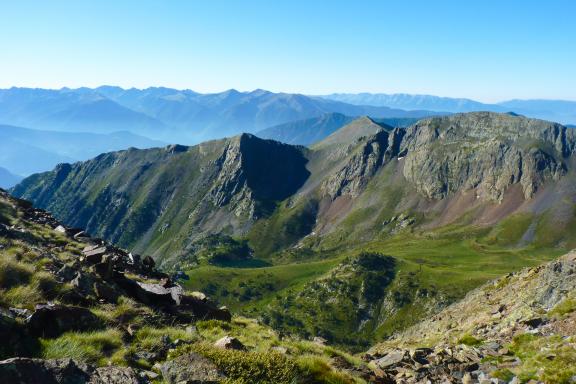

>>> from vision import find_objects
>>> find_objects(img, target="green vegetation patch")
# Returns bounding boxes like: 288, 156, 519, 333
548, 296, 576, 318
40, 329, 124, 366
508, 333, 576, 383
173, 342, 298, 384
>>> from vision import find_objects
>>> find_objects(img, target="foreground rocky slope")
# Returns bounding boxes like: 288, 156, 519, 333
0, 189, 379, 383
365, 250, 576, 383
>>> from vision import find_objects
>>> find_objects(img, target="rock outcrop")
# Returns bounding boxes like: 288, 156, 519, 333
0, 358, 146, 384
160, 353, 225, 384
401, 112, 575, 201
320, 128, 405, 199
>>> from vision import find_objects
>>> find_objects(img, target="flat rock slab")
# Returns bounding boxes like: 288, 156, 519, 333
90, 366, 144, 384
374, 350, 406, 368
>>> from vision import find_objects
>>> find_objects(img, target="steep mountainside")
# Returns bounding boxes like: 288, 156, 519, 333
13, 112, 576, 348
12, 134, 309, 264
367, 250, 576, 383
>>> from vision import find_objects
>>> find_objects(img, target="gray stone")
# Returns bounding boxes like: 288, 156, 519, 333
161, 353, 225, 384
0, 358, 92, 384
374, 350, 405, 368
90, 366, 144, 384
214, 336, 246, 351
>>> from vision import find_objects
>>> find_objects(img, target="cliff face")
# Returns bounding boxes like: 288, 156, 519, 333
400, 113, 574, 202
320, 129, 405, 199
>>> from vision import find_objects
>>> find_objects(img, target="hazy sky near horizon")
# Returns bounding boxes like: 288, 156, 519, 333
0, 0, 574, 102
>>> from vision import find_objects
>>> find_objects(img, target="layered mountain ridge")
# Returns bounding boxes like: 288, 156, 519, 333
12, 112, 576, 348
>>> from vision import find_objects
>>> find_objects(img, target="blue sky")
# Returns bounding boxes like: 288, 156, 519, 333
0, 0, 574, 102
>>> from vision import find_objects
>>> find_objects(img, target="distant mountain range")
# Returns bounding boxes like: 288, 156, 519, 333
320, 93, 576, 124
256, 113, 420, 146
94, 86, 440, 141
0, 166, 22, 189
0, 88, 166, 136
0, 124, 164, 178
0, 87, 441, 144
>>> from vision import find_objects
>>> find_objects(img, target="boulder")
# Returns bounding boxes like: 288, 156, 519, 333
94, 282, 119, 303
136, 281, 182, 306
83, 247, 108, 264
54, 225, 67, 234
313, 336, 328, 346
0, 358, 92, 384
26, 304, 102, 338
142, 256, 155, 271
374, 350, 406, 368
179, 297, 232, 322
0, 358, 147, 384
160, 352, 225, 384
90, 366, 144, 384
214, 336, 246, 351
71, 272, 95, 296
9, 307, 31, 318
56, 265, 78, 282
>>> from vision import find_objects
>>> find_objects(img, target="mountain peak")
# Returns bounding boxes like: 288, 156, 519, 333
314, 116, 389, 148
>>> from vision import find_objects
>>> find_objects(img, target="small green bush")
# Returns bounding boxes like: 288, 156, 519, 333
296, 354, 357, 384
458, 333, 483, 346
549, 297, 576, 318
196, 319, 232, 332
172, 343, 298, 384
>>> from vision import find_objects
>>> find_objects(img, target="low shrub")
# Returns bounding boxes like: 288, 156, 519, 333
172, 342, 298, 384
457, 333, 483, 346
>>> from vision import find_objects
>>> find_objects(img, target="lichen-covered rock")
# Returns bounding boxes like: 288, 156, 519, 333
160, 352, 225, 384
90, 366, 144, 384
